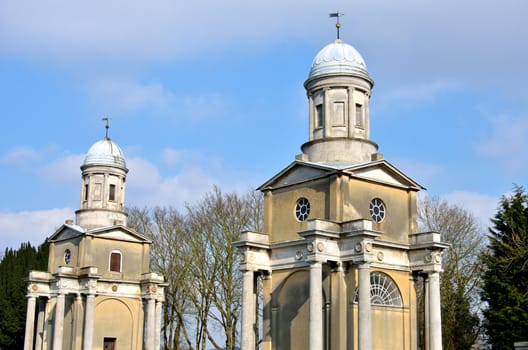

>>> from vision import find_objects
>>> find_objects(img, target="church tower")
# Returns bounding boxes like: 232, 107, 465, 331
236, 34, 448, 349
24, 131, 165, 350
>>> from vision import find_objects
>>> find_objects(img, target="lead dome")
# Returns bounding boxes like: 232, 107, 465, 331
83, 137, 127, 169
307, 39, 370, 81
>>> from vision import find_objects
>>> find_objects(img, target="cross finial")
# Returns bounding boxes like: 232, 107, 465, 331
102, 117, 110, 139
329, 12, 344, 39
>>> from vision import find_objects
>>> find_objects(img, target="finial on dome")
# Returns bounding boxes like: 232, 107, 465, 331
329, 12, 344, 40
102, 117, 110, 139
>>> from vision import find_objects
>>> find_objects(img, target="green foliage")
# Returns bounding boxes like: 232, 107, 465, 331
0, 240, 48, 349
481, 185, 528, 350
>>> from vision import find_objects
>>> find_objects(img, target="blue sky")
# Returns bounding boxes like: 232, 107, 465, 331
1, 0, 527, 251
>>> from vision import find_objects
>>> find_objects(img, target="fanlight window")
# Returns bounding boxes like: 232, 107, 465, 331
354, 271, 403, 307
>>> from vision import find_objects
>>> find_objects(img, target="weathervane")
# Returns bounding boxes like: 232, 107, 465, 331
102, 117, 110, 138
329, 12, 344, 39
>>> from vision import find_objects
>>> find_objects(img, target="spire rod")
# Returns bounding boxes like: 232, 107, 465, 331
102, 117, 110, 139
329, 12, 344, 39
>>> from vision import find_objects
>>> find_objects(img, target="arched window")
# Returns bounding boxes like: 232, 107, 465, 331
109, 251, 122, 272
354, 271, 403, 307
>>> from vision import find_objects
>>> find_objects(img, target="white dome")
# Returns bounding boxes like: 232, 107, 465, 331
83, 137, 127, 169
308, 39, 370, 80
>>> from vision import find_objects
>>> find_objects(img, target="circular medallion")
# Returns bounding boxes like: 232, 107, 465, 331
355, 243, 363, 252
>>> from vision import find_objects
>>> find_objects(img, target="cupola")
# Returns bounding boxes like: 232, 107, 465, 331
300, 38, 379, 164
75, 135, 128, 229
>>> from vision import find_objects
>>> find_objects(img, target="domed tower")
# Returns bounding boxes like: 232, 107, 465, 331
24, 129, 165, 350
236, 29, 447, 350
76, 136, 128, 229
301, 39, 378, 163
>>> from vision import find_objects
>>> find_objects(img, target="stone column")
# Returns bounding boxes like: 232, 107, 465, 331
428, 272, 442, 350
83, 294, 95, 350
71, 295, 82, 350
424, 276, 430, 350
309, 261, 323, 350
240, 270, 255, 350
23, 296, 37, 350
52, 293, 65, 350
145, 298, 156, 350
358, 263, 372, 350
155, 300, 163, 350
35, 298, 47, 350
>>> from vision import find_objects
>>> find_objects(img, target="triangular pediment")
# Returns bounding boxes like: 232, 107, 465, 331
258, 161, 337, 190
48, 225, 85, 242
87, 226, 151, 243
259, 159, 423, 191
49, 224, 150, 244
342, 160, 423, 190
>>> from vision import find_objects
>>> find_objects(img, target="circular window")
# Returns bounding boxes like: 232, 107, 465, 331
295, 197, 311, 221
369, 198, 386, 223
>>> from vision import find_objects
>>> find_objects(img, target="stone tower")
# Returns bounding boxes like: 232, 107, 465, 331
24, 135, 165, 350
236, 39, 448, 349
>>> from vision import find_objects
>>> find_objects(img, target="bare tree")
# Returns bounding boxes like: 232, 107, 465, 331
128, 187, 263, 350
128, 206, 194, 349
418, 195, 485, 350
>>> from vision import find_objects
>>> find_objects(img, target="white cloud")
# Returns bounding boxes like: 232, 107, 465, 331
441, 191, 499, 229
86, 78, 174, 115
1, 146, 41, 166
475, 114, 528, 173
0, 208, 74, 252
374, 80, 460, 112
0, 0, 323, 64
40, 154, 84, 186
390, 158, 446, 186
161, 148, 199, 167
125, 152, 259, 209
126, 155, 218, 208
1, 0, 525, 83
86, 77, 231, 119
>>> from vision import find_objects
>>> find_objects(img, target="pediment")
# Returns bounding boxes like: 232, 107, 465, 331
49, 224, 150, 244
343, 160, 423, 190
259, 159, 423, 192
258, 161, 336, 190
48, 225, 85, 242
87, 226, 151, 243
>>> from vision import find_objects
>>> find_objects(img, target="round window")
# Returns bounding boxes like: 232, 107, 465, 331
295, 197, 311, 221
369, 198, 386, 223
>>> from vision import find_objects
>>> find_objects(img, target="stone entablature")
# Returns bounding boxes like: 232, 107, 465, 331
237, 218, 446, 274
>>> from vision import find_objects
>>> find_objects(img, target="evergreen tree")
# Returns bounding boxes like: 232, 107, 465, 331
0, 241, 48, 349
481, 185, 528, 349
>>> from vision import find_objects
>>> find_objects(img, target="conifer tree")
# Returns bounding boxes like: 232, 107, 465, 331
0, 241, 48, 349
481, 185, 528, 349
